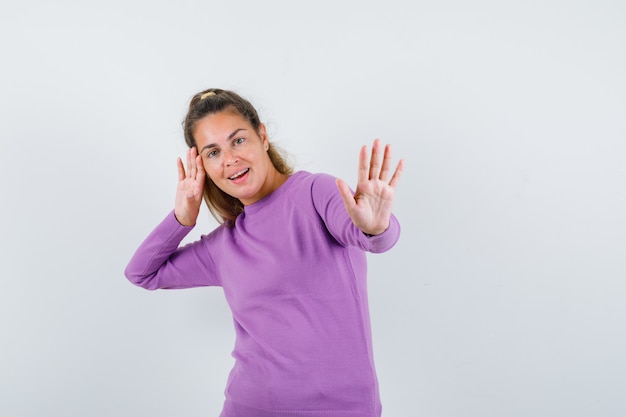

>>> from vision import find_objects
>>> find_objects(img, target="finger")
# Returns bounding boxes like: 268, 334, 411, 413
335, 178, 357, 213
368, 139, 382, 180
195, 154, 206, 179
188, 148, 197, 178
357, 144, 369, 184
177, 157, 186, 181
388, 159, 405, 189
185, 149, 192, 178
379, 143, 392, 182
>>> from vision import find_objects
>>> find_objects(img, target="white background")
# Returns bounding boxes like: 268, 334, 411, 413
1, 1, 625, 416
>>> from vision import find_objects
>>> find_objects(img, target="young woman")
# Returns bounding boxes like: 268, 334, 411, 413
125, 88, 404, 417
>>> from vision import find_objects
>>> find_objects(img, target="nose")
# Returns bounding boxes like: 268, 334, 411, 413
223, 148, 239, 166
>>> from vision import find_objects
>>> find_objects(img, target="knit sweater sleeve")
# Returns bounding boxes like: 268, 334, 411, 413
124, 211, 220, 290
310, 173, 401, 253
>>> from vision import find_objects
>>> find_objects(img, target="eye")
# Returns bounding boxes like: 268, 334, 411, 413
233, 137, 245, 145
206, 149, 219, 158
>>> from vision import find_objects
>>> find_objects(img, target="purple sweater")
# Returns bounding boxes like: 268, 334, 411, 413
125, 171, 401, 417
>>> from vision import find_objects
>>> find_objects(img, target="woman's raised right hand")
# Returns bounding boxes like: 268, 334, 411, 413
174, 147, 205, 226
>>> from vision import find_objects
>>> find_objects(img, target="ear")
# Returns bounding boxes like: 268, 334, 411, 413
259, 123, 269, 149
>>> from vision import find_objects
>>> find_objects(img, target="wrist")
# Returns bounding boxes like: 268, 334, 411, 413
362, 223, 389, 237
174, 211, 195, 227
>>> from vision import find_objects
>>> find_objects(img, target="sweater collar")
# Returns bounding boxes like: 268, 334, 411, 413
241, 171, 304, 216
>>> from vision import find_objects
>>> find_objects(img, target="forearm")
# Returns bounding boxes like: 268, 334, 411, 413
124, 211, 196, 290
312, 174, 401, 253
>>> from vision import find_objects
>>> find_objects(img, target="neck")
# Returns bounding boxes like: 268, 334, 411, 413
266, 168, 289, 195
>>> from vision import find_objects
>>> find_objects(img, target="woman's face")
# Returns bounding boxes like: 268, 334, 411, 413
193, 110, 281, 206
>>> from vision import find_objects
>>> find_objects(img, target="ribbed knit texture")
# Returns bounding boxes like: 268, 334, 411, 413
125, 171, 401, 417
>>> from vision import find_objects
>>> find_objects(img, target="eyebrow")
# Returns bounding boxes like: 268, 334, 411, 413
200, 128, 247, 153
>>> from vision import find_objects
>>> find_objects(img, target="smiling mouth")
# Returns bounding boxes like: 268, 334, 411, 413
229, 168, 249, 180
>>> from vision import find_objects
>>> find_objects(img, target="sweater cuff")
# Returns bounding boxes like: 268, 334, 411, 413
362, 213, 401, 253
166, 209, 195, 232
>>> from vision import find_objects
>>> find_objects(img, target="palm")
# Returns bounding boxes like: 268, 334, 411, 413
174, 147, 206, 226
336, 139, 404, 235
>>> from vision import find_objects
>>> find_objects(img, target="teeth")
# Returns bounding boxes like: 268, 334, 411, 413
229, 168, 249, 180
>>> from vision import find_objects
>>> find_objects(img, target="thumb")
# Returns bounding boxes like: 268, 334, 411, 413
335, 178, 356, 212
